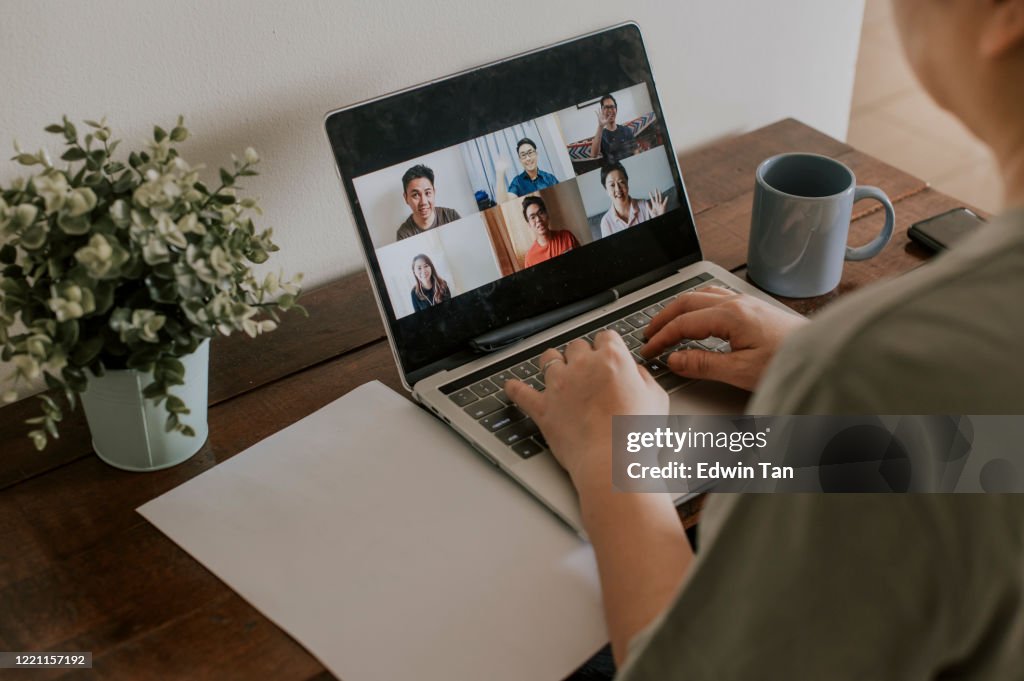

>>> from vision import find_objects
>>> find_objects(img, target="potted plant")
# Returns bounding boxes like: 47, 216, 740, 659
0, 117, 303, 470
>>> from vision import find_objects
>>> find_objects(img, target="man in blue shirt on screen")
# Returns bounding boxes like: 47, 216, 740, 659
507, 138, 559, 197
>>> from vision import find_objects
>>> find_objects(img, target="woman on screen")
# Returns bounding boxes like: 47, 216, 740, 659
599, 162, 668, 238
410, 254, 452, 312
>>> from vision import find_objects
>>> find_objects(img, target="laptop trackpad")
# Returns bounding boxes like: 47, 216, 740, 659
669, 379, 750, 415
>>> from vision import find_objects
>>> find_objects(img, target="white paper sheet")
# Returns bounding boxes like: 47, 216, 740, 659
138, 381, 606, 681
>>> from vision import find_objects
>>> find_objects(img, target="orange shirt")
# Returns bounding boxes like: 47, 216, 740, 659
524, 229, 580, 268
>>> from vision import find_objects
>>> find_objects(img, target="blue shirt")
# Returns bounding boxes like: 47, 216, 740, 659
600, 125, 638, 164
508, 169, 559, 196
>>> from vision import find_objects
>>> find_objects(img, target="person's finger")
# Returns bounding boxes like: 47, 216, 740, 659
695, 285, 732, 296
564, 338, 591, 362
636, 363, 661, 391
592, 329, 632, 363
537, 348, 565, 379
505, 378, 545, 419
645, 291, 735, 340
592, 328, 625, 351
642, 306, 736, 357
664, 347, 738, 385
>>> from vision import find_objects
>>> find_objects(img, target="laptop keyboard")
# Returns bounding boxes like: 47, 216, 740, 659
444, 276, 736, 461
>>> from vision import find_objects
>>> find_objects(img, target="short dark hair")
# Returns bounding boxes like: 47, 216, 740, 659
401, 164, 434, 193
599, 93, 617, 108
522, 196, 546, 221
600, 162, 628, 187
516, 137, 537, 155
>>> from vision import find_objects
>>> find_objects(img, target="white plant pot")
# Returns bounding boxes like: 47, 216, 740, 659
80, 340, 210, 471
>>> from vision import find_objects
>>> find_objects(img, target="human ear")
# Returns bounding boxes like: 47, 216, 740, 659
979, 0, 1024, 57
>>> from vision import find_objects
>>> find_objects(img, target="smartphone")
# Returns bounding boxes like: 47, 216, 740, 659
907, 207, 986, 253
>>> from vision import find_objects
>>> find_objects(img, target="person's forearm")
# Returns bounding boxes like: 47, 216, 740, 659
574, 464, 693, 666
591, 122, 603, 158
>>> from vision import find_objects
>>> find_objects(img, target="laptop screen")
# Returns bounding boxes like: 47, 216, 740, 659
325, 24, 702, 382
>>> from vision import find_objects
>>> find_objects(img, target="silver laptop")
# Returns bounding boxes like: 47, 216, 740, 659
324, 23, 796, 533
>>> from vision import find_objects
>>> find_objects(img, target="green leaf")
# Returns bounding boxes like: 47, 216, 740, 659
164, 413, 180, 432
61, 147, 87, 161
0, 244, 15, 264
156, 357, 185, 384
92, 282, 115, 314
45, 124, 65, 134
165, 395, 189, 414
154, 126, 167, 142
126, 346, 160, 371
142, 381, 165, 399
113, 172, 136, 194
57, 212, 91, 235
63, 366, 88, 393
16, 153, 39, 165
170, 126, 188, 142
84, 119, 103, 128
57, 320, 80, 347
219, 168, 235, 187
71, 334, 104, 366
129, 152, 142, 168
63, 119, 77, 140
180, 425, 196, 437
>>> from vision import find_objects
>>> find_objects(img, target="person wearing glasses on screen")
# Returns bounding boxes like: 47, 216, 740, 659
409, 253, 452, 313
522, 196, 580, 268
395, 165, 461, 241
507, 138, 560, 198
599, 162, 669, 238
590, 93, 638, 165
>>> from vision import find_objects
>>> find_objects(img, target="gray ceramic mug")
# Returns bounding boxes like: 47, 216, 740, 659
747, 153, 895, 298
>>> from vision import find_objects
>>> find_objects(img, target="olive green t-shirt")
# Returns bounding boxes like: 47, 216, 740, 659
395, 207, 461, 241
617, 209, 1024, 680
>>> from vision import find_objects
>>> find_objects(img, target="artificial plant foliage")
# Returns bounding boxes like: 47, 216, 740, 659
0, 117, 303, 449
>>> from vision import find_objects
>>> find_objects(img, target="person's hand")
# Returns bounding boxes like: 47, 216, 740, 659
641, 287, 807, 391
649, 189, 667, 216
595, 107, 612, 128
505, 332, 668, 487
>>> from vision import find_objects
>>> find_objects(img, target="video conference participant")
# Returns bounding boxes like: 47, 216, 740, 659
409, 253, 452, 312
507, 138, 559, 197
599, 162, 669, 238
395, 165, 461, 241
522, 196, 580, 268
589, 93, 638, 165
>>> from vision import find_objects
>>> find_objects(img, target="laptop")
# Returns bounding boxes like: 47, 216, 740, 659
324, 23, 798, 533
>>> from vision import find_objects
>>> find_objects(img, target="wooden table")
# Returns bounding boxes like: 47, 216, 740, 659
0, 119, 978, 679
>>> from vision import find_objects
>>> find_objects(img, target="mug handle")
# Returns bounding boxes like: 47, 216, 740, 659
845, 186, 895, 261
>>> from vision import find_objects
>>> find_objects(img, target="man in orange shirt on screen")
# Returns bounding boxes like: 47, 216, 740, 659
522, 196, 580, 268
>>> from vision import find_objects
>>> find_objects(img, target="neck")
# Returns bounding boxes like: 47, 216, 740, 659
525, 168, 539, 180
536, 232, 549, 246
997, 129, 1024, 210
604, 122, 616, 131
613, 197, 631, 217
412, 210, 435, 230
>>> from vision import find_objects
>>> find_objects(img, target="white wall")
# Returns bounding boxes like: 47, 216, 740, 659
0, 0, 864, 399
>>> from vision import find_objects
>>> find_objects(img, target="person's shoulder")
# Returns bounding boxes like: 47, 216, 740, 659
539, 170, 558, 184
508, 173, 526, 193
396, 217, 415, 240
752, 215, 1024, 413
437, 206, 461, 223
